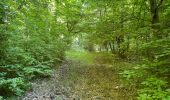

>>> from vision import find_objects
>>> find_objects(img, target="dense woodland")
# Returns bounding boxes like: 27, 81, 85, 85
0, 0, 170, 99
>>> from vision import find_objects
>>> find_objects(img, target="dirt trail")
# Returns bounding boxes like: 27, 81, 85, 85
21, 60, 77, 100
61, 52, 136, 100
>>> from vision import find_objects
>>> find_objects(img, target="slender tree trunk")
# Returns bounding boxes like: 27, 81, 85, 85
149, 0, 163, 39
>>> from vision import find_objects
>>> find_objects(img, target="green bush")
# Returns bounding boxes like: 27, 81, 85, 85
119, 37, 170, 99
23, 65, 52, 79
0, 77, 30, 96
0, 63, 53, 97
138, 77, 170, 100
0, 0, 70, 98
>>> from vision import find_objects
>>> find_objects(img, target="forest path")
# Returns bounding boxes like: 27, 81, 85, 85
61, 51, 136, 100
22, 51, 136, 100
21, 60, 76, 100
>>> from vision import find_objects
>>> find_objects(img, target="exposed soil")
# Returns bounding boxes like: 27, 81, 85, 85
21, 60, 78, 100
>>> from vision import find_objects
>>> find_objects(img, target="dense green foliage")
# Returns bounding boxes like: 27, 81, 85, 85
0, 0, 71, 97
0, 0, 170, 99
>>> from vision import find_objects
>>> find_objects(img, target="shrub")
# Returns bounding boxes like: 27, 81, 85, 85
138, 77, 170, 100
0, 77, 30, 96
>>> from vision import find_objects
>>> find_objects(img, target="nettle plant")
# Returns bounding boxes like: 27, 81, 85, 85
120, 63, 170, 100
138, 77, 170, 100
0, 77, 30, 96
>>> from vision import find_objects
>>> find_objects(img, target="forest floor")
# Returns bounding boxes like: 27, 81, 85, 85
21, 51, 137, 100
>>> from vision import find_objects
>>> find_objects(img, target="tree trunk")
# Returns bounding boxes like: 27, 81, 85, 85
149, 0, 163, 39
109, 42, 115, 53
